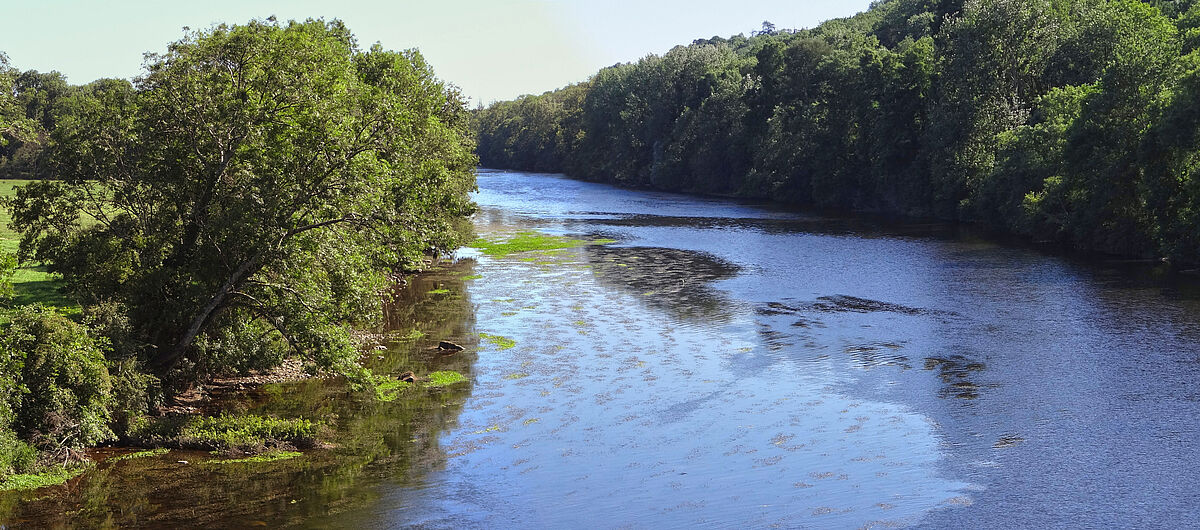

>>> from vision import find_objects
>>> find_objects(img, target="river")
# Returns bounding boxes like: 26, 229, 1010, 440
5, 169, 1200, 528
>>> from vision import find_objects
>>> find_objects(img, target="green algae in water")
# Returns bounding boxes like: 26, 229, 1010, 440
504, 372, 530, 380
0, 464, 91, 492
428, 288, 451, 295
479, 333, 516, 350
461, 274, 483, 281
425, 371, 467, 388
110, 448, 170, 462
207, 451, 302, 465
375, 377, 414, 402
471, 232, 617, 258
472, 232, 582, 257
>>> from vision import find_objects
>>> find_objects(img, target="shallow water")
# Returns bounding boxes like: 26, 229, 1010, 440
5, 169, 1200, 528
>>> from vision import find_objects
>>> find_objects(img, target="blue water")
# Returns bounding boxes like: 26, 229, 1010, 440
341, 170, 1200, 527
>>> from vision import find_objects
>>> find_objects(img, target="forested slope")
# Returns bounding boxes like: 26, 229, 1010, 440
475, 0, 1200, 262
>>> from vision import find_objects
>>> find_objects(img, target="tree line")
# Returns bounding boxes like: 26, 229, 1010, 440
475, 0, 1200, 263
0, 19, 476, 477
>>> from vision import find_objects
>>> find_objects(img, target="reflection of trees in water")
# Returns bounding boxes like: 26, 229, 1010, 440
589, 214, 961, 240
1, 263, 481, 527
583, 245, 740, 322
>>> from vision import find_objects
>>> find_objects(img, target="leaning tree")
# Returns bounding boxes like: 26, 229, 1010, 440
8, 19, 477, 386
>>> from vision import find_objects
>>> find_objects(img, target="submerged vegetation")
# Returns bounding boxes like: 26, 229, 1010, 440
476, 0, 1200, 263
207, 450, 302, 465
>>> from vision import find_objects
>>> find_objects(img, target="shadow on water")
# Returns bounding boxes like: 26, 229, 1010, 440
582, 244, 740, 322
0, 262, 481, 529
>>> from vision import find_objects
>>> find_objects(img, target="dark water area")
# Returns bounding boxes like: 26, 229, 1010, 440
5, 169, 1200, 528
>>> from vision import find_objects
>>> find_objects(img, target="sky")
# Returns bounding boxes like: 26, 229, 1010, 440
1, 0, 875, 106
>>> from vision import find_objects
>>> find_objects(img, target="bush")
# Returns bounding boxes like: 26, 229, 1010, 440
0, 305, 115, 448
0, 429, 36, 476
0, 251, 15, 304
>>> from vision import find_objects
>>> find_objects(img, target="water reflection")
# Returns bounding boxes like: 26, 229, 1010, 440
583, 245, 740, 322
0, 264, 480, 528
10, 168, 1200, 527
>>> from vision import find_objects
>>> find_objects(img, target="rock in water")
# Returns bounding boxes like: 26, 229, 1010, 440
438, 341, 465, 352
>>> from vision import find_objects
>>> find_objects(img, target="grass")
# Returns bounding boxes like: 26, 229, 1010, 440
471, 231, 617, 258
479, 333, 516, 350
1, 179, 75, 310
0, 464, 91, 492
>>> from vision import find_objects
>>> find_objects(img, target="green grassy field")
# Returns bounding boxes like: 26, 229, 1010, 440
1, 180, 74, 309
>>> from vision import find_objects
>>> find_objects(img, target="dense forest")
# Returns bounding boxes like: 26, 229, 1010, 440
475, 0, 1200, 263
0, 19, 475, 481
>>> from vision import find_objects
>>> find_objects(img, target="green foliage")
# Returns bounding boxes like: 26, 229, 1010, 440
131, 413, 319, 453
0, 305, 114, 448
9, 19, 477, 389
0, 462, 90, 491
0, 250, 13, 304
0, 429, 36, 476
474, 0, 1200, 262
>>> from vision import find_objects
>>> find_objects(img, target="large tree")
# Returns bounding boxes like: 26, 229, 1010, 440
9, 19, 477, 386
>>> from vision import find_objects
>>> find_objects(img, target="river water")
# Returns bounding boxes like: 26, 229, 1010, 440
5, 169, 1200, 528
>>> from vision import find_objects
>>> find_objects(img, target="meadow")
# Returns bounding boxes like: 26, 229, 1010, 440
1, 180, 71, 308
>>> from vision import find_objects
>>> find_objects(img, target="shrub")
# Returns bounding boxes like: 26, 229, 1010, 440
0, 305, 115, 448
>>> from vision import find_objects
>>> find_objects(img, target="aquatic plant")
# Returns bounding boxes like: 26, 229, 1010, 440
0, 464, 91, 491
131, 413, 320, 452
207, 451, 302, 465
424, 371, 467, 388
109, 448, 170, 462
479, 333, 516, 350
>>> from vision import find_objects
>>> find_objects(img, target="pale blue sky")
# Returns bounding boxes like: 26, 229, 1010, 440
1, 0, 874, 105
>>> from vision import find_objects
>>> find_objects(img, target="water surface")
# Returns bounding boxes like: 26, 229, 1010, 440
5, 169, 1200, 528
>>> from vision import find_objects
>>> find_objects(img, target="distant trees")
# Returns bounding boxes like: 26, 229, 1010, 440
475, 0, 1200, 263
